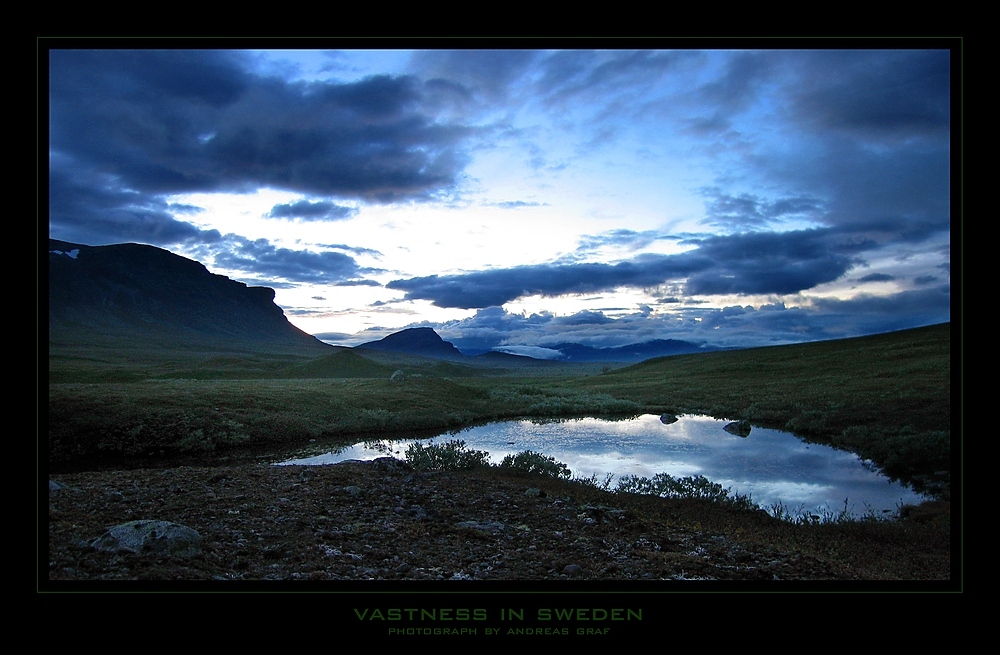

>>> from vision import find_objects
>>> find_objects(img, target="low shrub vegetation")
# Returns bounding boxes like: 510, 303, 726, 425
404, 440, 491, 471
499, 450, 572, 478
613, 473, 758, 511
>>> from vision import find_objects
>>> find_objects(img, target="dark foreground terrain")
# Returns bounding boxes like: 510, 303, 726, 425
44, 323, 955, 585
47, 458, 951, 583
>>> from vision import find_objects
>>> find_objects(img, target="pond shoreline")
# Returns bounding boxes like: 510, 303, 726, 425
276, 414, 930, 517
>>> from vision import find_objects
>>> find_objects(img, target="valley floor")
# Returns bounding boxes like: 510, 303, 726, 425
45, 459, 951, 584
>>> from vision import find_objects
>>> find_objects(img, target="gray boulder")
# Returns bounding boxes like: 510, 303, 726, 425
49, 480, 70, 493
659, 414, 678, 424
90, 520, 202, 557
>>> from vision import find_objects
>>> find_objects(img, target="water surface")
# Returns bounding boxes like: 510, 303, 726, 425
279, 414, 926, 515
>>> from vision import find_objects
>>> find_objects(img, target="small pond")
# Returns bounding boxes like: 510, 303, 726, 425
278, 414, 927, 516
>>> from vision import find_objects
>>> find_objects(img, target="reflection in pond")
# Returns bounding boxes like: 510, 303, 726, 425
278, 414, 927, 514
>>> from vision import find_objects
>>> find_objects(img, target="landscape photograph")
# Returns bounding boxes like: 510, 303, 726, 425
42, 44, 957, 594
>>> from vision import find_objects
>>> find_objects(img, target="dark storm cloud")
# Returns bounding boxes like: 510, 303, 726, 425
211, 236, 362, 284
681, 52, 785, 138
49, 159, 219, 246
388, 228, 860, 309
50, 50, 477, 245
802, 139, 951, 236
805, 285, 951, 335
698, 51, 780, 114
408, 50, 538, 102
683, 230, 856, 296
553, 310, 614, 326
168, 203, 205, 215
333, 279, 382, 287
686, 51, 950, 257
266, 200, 358, 221
858, 273, 896, 283
386, 257, 699, 309
316, 243, 383, 258
700, 189, 823, 230
790, 50, 950, 138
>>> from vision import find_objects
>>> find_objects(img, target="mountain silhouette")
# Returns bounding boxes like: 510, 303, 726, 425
48, 239, 330, 353
356, 327, 466, 361
549, 339, 709, 362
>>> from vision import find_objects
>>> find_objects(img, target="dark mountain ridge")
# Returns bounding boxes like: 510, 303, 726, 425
356, 327, 467, 361
48, 239, 330, 353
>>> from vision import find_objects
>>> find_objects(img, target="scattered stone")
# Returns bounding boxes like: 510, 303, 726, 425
372, 457, 413, 474
405, 505, 428, 520
723, 420, 752, 437
390, 370, 405, 383
89, 520, 202, 557
49, 480, 69, 493
660, 413, 679, 424
525, 488, 546, 498
344, 486, 362, 496
455, 520, 505, 533
563, 564, 583, 576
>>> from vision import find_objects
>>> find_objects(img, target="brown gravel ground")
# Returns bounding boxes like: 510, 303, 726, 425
45, 458, 952, 584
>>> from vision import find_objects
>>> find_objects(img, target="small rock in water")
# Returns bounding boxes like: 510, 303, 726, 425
723, 420, 752, 437
659, 413, 678, 425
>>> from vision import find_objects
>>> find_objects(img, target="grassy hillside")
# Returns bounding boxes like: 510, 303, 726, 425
573, 323, 952, 490
283, 349, 398, 379
46, 323, 953, 496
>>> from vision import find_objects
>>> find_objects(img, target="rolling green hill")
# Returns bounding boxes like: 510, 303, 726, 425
284, 349, 398, 378
48, 323, 953, 498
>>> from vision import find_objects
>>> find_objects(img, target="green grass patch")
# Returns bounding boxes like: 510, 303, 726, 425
48, 323, 952, 497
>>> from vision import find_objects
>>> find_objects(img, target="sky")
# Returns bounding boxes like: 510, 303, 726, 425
47, 46, 953, 355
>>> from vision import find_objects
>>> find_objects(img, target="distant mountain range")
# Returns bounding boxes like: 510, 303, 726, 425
540, 339, 711, 362
48, 239, 330, 352
355, 326, 712, 363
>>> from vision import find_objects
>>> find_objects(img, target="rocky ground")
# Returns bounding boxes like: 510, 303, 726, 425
45, 458, 952, 584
